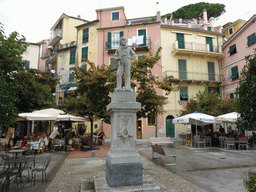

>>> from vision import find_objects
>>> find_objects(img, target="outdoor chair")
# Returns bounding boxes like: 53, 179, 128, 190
253, 141, 256, 150
225, 138, 236, 150
34, 141, 45, 154
66, 139, 73, 152
31, 156, 51, 186
193, 135, 205, 148
219, 136, 226, 148
9, 140, 21, 150
51, 139, 60, 151
239, 138, 249, 150
204, 136, 212, 147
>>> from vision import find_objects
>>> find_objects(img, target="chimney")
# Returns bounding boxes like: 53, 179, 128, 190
209, 17, 215, 27
179, 18, 182, 24
78, 15, 81, 18
156, 2, 161, 22
203, 24, 208, 30
203, 8, 208, 24
164, 17, 168, 24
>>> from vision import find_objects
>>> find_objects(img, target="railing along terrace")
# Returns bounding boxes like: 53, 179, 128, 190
106, 37, 151, 50
173, 41, 220, 53
163, 70, 223, 82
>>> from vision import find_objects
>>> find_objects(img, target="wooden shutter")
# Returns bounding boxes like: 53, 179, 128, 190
81, 47, 88, 62
83, 28, 89, 43
107, 32, 111, 49
69, 67, 74, 82
178, 59, 187, 79
231, 66, 239, 80
70, 49, 76, 64
247, 33, 256, 46
206, 37, 213, 52
229, 44, 236, 55
138, 29, 146, 46
120, 31, 123, 38
176, 33, 185, 49
180, 87, 188, 101
208, 62, 215, 81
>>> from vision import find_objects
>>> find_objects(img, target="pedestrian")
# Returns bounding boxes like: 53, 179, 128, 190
49, 128, 62, 150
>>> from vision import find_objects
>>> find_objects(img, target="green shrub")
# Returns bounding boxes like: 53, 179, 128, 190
243, 171, 256, 192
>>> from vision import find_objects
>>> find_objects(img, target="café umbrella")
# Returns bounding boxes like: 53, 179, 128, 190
173, 112, 217, 135
216, 112, 240, 123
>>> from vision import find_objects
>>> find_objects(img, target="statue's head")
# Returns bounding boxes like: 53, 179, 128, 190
120, 36, 127, 46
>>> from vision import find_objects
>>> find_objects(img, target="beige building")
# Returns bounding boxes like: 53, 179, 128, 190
22, 42, 40, 69
223, 19, 246, 41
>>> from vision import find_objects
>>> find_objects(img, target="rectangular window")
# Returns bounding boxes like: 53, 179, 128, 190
24, 60, 30, 70
110, 58, 118, 71
107, 31, 123, 49
230, 93, 234, 99
228, 44, 237, 56
138, 29, 146, 47
82, 28, 89, 43
247, 33, 256, 47
81, 47, 88, 62
228, 27, 233, 35
208, 87, 220, 95
176, 33, 185, 49
180, 87, 189, 101
112, 12, 119, 21
206, 37, 213, 52
45, 59, 49, 71
207, 27, 212, 31
231, 66, 239, 80
70, 49, 76, 64
147, 115, 155, 126
69, 67, 75, 82
82, 64, 87, 70
178, 59, 187, 79
208, 62, 215, 81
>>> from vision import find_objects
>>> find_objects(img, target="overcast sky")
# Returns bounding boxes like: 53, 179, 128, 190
0, 0, 255, 42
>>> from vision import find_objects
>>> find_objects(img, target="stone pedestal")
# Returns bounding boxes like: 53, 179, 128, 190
106, 91, 142, 187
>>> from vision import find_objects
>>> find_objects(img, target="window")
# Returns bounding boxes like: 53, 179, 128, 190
178, 59, 187, 79
208, 87, 220, 95
110, 58, 118, 71
228, 27, 233, 35
70, 49, 76, 64
45, 59, 49, 71
107, 31, 123, 49
180, 87, 189, 101
247, 33, 256, 47
231, 66, 239, 80
208, 62, 215, 81
147, 115, 155, 126
23, 60, 30, 70
207, 27, 212, 31
69, 67, 75, 82
112, 12, 119, 21
176, 33, 185, 49
228, 44, 237, 56
230, 93, 234, 99
82, 28, 89, 43
81, 47, 88, 62
82, 64, 87, 70
138, 29, 147, 47
206, 37, 213, 52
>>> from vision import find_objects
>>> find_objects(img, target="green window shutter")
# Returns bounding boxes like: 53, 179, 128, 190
228, 44, 237, 55
107, 32, 111, 49
82, 64, 87, 70
45, 59, 49, 71
230, 93, 234, 99
247, 33, 256, 46
208, 62, 215, 81
110, 58, 118, 71
112, 12, 119, 20
138, 56, 144, 61
217, 87, 220, 95
83, 28, 89, 43
25, 60, 30, 70
207, 87, 211, 94
178, 59, 187, 79
120, 31, 123, 38
69, 67, 75, 82
176, 33, 185, 49
231, 66, 239, 80
81, 47, 88, 62
70, 49, 76, 64
180, 87, 189, 101
138, 29, 146, 46
206, 37, 213, 52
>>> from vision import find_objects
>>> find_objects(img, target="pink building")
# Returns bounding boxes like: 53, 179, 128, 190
38, 39, 51, 72
96, 7, 164, 138
221, 15, 256, 99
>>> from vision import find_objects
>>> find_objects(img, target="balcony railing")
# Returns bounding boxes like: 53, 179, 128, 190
163, 70, 223, 83
106, 37, 151, 53
172, 41, 223, 58
48, 29, 62, 47
58, 41, 76, 50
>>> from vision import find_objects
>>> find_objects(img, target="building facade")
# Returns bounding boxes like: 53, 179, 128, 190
22, 42, 40, 70
221, 15, 256, 100
223, 19, 246, 41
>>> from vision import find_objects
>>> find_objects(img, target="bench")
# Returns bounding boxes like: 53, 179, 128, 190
150, 137, 175, 147
151, 144, 176, 166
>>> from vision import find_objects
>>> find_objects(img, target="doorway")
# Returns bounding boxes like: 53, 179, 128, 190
166, 115, 175, 138
136, 120, 142, 139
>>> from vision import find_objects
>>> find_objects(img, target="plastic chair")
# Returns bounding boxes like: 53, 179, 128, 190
31, 156, 51, 185
204, 136, 212, 147
239, 138, 249, 150
226, 138, 236, 150
193, 135, 205, 148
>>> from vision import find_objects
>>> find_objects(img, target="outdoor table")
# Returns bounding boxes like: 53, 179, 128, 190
9, 149, 26, 159
27, 141, 40, 151
55, 139, 65, 149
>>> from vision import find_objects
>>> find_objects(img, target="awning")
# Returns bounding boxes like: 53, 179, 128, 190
18, 113, 56, 121
67, 87, 77, 92
56, 114, 87, 121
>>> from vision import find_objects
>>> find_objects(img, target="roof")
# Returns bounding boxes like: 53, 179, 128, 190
223, 14, 256, 49
95, 6, 124, 12
75, 20, 99, 28
222, 19, 246, 30
51, 13, 89, 30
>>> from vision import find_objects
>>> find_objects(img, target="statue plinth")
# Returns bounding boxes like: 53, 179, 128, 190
106, 90, 142, 187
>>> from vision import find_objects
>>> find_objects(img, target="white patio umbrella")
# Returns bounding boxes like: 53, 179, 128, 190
173, 112, 217, 135
18, 112, 56, 121
33, 108, 65, 116
216, 112, 240, 123
56, 114, 87, 121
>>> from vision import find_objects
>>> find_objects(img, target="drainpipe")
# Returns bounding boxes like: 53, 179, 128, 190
103, 29, 105, 65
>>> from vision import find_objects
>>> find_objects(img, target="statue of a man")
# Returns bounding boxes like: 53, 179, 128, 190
114, 36, 136, 91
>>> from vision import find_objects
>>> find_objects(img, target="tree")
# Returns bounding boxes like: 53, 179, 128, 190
236, 54, 256, 130
162, 2, 225, 20
0, 23, 58, 126
179, 87, 236, 116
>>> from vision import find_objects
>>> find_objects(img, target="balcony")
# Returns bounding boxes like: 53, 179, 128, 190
163, 70, 223, 85
106, 37, 151, 53
48, 30, 62, 47
48, 50, 57, 65
172, 41, 223, 59
57, 41, 76, 51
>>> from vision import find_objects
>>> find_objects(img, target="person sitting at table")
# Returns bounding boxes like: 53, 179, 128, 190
49, 128, 62, 150
22, 136, 28, 147
237, 131, 247, 141
248, 132, 256, 147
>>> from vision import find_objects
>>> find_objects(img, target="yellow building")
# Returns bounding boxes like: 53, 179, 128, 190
161, 18, 224, 136
223, 19, 246, 41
